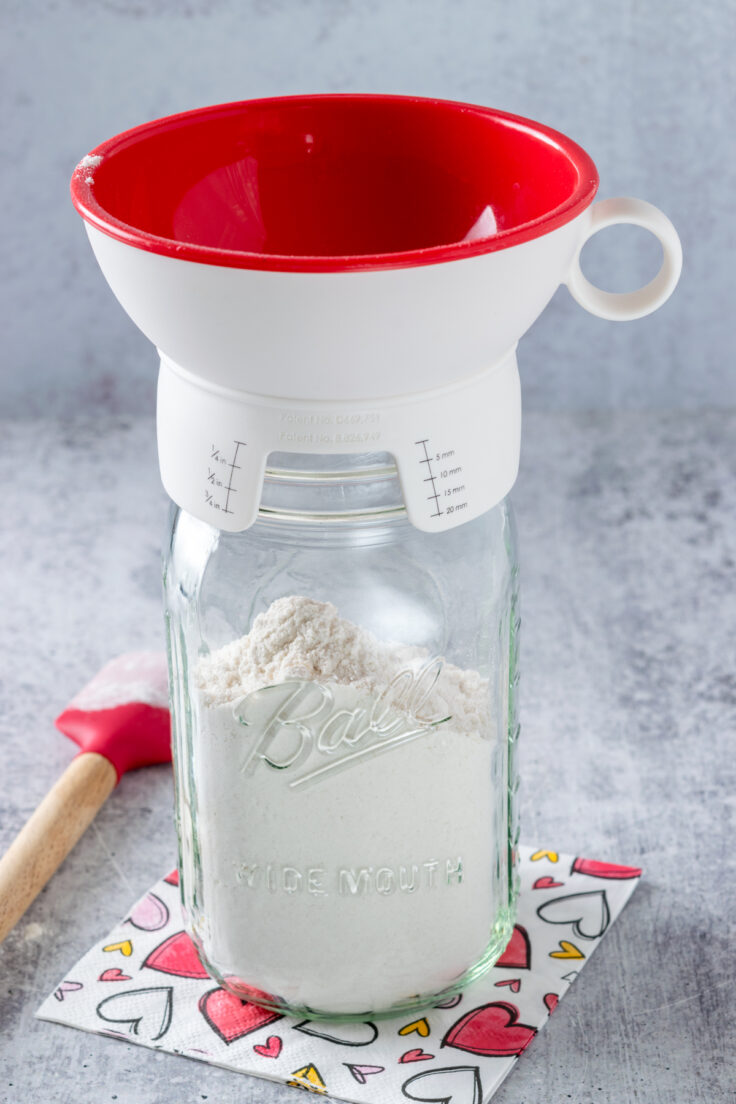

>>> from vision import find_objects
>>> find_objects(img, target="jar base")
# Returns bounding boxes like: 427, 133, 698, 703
196, 900, 517, 1023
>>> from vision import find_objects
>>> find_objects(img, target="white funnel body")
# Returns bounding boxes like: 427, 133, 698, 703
84, 210, 589, 401
85, 211, 590, 532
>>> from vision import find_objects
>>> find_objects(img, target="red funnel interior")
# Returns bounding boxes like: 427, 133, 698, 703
72, 94, 598, 272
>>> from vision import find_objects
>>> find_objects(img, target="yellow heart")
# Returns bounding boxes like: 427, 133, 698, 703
399, 1018, 430, 1038
549, 940, 585, 960
287, 1065, 327, 1094
531, 850, 559, 863
103, 940, 133, 957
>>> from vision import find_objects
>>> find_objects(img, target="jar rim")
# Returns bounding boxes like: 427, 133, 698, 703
257, 504, 407, 525
263, 460, 397, 485
260, 458, 406, 524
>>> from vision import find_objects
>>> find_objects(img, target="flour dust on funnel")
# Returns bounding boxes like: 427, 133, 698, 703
70, 94, 682, 532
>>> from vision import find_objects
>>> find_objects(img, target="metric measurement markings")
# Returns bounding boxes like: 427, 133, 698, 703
415, 440, 469, 519
206, 440, 246, 514
415, 439, 443, 518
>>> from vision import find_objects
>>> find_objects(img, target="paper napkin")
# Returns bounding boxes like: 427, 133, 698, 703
37, 845, 641, 1103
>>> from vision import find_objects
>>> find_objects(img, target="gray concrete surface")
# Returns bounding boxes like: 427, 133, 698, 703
1, 0, 733, 416
0, 412, 733, 1102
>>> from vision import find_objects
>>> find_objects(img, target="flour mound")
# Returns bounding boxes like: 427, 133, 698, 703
198, 596, 489, 732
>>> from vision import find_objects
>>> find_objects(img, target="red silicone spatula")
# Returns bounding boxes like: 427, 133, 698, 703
0, 653, 171, 943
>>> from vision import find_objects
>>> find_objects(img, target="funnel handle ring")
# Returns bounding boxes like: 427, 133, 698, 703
565, 196, 682, 321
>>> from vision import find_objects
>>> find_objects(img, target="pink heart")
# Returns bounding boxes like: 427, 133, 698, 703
533, 876, 564, 890
99, 968, 132, 982
345, 1064, 385, 1085
494, 978, 521, 993
433, 994, 462, 1009
253, 1035, 282, 1059
544, 992, 559, 1014
400, 1048, 435, 1063
127, 892, 169, 932
54, 981, 83, 1001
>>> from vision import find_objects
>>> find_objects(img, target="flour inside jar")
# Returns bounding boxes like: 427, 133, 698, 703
191, 596, 498, 1015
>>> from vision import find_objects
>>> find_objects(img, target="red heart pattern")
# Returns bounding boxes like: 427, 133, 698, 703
495, 925, 531, 970
253, 1035, 282, 1058
494, 978, 521, 993
572, 856, 642, 880
199, 988, 283, 1045
442, 1001, 536, 1057
40, 845, 640, 1097
143, 931, 210, 979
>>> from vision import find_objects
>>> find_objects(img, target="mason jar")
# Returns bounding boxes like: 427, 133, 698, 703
164, 451, 520, 1019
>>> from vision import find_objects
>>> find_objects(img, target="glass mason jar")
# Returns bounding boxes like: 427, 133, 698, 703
164, 452, 520, 1020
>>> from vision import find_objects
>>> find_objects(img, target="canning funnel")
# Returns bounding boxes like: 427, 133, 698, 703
71, 94, 681, 532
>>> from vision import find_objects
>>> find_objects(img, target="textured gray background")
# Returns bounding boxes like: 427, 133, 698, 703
1, 0, 734, 416
1, 2, 735, 1102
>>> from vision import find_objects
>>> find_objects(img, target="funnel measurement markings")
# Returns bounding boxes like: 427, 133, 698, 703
206, 440, 246, 515
415, 440, 469, 520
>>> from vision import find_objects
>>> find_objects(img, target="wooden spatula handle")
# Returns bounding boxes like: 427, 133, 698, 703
0, 752, 117, 943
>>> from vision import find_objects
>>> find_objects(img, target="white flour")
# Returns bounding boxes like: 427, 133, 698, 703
191, 597, 499, 1014
76, 153, 102, 185
198, 596, 488, 732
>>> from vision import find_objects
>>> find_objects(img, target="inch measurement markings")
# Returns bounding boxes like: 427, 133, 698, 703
207, 440, 247, 514
415, 439, 443, 518
222, 440, 246, 515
